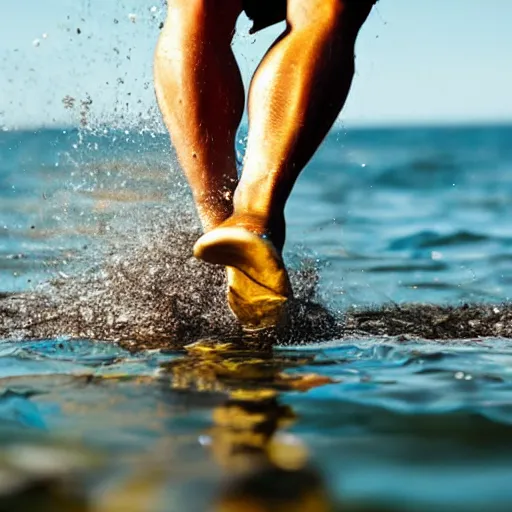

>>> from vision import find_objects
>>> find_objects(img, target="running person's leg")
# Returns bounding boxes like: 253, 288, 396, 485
195, 0, 375, 328
235, 0, 375, 251
154, 0, 244, 232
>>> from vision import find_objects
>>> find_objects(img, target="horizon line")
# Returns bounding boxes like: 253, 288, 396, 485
2, 119, 512, 135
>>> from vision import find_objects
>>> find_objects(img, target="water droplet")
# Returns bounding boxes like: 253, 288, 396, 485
198, 435, 211, 446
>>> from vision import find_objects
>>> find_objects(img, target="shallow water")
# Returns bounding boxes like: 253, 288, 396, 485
2, 125, 512, 510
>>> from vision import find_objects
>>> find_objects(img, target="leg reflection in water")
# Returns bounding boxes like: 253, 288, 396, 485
211, 394, 333, 512
164, 339, 335, 512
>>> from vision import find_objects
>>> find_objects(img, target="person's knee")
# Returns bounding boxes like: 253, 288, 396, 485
167, 0, 243, 35
287, 0, 340, 29
287, 0, 374, 34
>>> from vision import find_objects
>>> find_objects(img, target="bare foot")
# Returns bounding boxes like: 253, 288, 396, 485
193, 216, 291, 330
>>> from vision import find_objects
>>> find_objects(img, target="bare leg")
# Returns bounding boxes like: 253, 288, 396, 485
194, 0, 374, 329
233, 0, 375, 251
154, 0, 244, 231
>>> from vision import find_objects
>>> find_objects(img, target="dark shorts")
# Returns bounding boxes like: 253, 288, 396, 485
243, 0, 378, 34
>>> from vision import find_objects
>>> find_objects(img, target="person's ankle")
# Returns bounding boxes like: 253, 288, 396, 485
195, 191, 234, 232
226, 210, 285, 253
221, 211, 267, 233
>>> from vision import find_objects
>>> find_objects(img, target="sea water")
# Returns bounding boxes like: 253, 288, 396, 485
1, 125, 512, 510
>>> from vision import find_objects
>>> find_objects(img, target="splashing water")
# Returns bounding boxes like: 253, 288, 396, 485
0, 128, 337, 348
0, 216, 338, 349
3, 128, 512, 348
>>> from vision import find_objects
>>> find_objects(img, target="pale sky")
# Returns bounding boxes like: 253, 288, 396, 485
1, 0, 511, 129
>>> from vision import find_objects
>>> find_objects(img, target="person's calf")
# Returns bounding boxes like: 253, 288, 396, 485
232, 0, 373, 250
155, 0, 245, 231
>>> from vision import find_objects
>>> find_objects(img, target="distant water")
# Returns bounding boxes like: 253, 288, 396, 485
2, 125, 512, 510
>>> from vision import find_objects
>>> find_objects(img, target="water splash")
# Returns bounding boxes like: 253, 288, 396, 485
0, 213, 338, 349
4, 217, 512, 348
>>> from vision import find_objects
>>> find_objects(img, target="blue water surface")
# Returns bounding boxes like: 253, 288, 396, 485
1, 125, 512, 510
